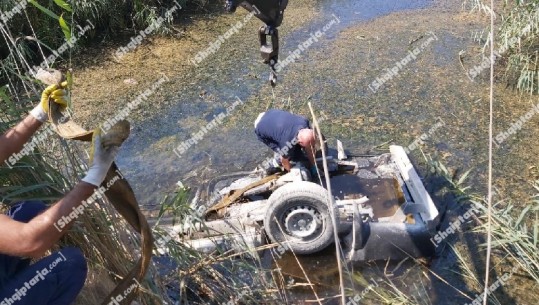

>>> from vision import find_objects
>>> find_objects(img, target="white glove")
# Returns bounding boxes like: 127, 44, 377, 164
29, 103, 48, 123
82, 129, 120, 186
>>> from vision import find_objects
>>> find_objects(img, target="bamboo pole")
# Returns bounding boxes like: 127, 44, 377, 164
308, 102, 346, 305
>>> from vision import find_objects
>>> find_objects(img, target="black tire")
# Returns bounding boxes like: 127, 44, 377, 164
264, 181, 335, 255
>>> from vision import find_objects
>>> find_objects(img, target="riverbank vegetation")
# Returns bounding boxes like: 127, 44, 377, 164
0, 1, 210, 304
467, 0, 539, 93
0, 0, 210, 87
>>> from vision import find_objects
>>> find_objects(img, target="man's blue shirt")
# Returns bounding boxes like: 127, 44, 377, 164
255, 109, 310, 159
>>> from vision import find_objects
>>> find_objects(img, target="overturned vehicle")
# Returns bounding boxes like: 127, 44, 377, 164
175, 144, 440, 261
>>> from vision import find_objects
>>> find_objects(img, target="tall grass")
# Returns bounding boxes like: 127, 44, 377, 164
471, 185, 539, 284
0, 0, 208, 88
0, 0, 208, 304
465, 0, 539, 94
425, 149, 539, 286
423, 152, 539, 303
499, 1, 539, 94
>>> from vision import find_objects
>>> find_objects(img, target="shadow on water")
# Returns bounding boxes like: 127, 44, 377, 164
419, 163, 518, 305
256, 168, 518, 305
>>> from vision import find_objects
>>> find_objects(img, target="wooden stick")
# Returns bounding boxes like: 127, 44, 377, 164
308, 102, 347, 305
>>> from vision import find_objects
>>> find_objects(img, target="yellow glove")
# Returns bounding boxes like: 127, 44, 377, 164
30, 81, 69, 122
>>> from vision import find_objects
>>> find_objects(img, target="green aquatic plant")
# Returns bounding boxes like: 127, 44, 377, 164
423, 152, 539, 301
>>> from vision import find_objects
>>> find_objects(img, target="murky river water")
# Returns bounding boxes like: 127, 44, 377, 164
115, 0, 434, 207
107, 0, 536, 304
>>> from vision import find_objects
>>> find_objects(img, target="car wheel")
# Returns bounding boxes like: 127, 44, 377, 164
264, 181, 335, 255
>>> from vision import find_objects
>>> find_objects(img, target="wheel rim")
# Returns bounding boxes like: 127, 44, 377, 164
283, 204, 322, 239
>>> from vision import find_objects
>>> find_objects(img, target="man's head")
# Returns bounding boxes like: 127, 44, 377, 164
297, 128, 317, 149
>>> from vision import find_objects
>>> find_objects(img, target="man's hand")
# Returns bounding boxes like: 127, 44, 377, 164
0, 82, 68, 164
82, 129, 120, 186
310, 165, 319, 178
29, 82, 69, 123
281, 156, 291, 171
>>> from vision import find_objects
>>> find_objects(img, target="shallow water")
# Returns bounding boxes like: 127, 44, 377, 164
111, 2, 439, 302
115, 0, 436, 207
109, 0, 536, 303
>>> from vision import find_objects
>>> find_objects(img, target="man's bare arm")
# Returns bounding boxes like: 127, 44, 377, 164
0, 83, 69, 165
0, 84, 116, 258
0, 126, 120, 257
0, 182, 95, 258
0, 115, 43, 165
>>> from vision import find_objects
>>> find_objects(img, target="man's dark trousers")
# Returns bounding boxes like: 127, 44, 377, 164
0, 201, 87, 305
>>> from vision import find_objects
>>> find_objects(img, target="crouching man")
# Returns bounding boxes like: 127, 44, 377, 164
0, 84, 119, 305
254, 109, 320, 177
